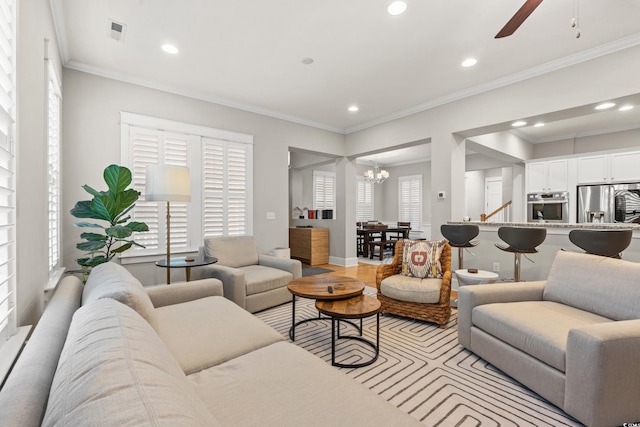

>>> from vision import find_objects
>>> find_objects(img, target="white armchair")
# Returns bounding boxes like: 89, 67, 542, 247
192, 236, 302, 313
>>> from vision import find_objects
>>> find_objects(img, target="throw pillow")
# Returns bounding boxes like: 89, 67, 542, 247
401, 239, 445, 279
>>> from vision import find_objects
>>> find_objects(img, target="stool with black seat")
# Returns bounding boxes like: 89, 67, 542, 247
569, 229, 633, 259
440, 224, 479, 269
495, 226, 547, 282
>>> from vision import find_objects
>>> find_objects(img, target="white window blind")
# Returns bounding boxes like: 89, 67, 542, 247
313, 171, 335, 210
399, 175, 422, 229
356, 177, 374, 222
129, 127, 190, 254
47, 60, 61, 274
0, 0, 15, 345
203, 138, 250, 237
121, 113, 253, 259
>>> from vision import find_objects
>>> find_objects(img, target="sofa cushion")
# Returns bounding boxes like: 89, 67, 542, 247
472, 300, 612, 372
543, 250, 640, 321
240, 264, 292, 296
188, 341, 422, 427
82, 262, 157, 329
401, 239, 445, 279
154, 296, 284, 374
204, 236, 259, 268
380, 275, 442, 304
43, 299, 220, 427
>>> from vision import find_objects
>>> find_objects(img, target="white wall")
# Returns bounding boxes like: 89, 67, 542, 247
532, 128, 640, 159
15, 0, 64, 325
62, 69, 345, 285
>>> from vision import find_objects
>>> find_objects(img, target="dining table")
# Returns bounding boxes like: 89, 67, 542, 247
357, 226, 410, 258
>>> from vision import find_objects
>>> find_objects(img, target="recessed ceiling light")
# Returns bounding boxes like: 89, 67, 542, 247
534, 122, 545, 127
161, 44, 179, 54
348, 105, 359, 112
595, 102, 616, 110
461, 58, 477, 67
512, 121, 527, 127
387, 1, 407, 16
302, 57, 314, 65
619, 105, 634, 111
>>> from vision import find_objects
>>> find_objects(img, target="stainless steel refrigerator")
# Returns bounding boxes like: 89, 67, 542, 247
577, 183, 640, 223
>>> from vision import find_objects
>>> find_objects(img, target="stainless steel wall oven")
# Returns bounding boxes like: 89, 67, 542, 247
527, 191, 570, 223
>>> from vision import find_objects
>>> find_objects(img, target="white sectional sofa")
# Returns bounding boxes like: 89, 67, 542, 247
458, 250, 640, 427
0, 262, 421, 426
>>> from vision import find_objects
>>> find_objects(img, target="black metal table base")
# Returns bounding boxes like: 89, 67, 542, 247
289, 295, 359, 341
330, 313, 380, 368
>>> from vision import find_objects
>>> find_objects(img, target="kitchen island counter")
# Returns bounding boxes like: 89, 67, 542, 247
447, 221, 640, 230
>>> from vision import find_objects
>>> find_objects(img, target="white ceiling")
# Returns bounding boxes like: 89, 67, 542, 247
53, 0, 640, 138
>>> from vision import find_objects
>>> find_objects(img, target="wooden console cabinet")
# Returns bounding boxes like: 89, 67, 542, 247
289, 227, 329, 266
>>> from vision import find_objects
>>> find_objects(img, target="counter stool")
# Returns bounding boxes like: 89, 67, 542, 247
441, 224, 479, 269
495, 227, 546, 282
569, 229, 633, 259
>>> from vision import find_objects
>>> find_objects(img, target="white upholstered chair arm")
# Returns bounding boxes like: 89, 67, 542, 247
565, 319, 640, 427
193, 264, 247, 309
258, 254, 302, 279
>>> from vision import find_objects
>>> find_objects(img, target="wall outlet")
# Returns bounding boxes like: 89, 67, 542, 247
492, 262, 500, 272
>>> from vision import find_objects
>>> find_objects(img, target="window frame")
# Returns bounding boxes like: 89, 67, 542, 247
120, 112, 253, 263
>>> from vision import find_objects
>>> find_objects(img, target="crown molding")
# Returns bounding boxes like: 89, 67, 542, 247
49, 0, 70, 64
345, 32, 640, 134
521, 122, 640, 144
63, 60, 347, 135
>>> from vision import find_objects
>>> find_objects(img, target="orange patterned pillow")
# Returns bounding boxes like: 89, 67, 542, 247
401, 239, 445, 279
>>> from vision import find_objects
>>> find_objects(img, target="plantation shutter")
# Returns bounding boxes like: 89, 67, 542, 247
399, 175, 422, 229
129, 128, 190, 253
202, 138, 249, 237
47, 61, 61, 273
313, 171, 335, 210
0, 0, 14, 344
356, 177, 374, 222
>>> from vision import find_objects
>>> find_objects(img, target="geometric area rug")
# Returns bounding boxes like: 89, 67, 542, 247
256, 287, 583, 426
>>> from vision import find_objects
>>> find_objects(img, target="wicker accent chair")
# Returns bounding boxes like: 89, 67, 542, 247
375, 240, 452, 328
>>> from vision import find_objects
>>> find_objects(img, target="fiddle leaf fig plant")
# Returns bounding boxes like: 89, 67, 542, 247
70, 164, 149, 279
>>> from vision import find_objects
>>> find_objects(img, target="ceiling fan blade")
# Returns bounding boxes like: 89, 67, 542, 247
495, 0, 543, 38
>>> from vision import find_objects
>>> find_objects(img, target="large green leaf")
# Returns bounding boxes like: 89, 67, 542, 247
111, 242, 133, 253
70, 200, 95, 219
98, 194, 118, 221
115, 203, 135, 222
77, 240, 106, 251
125, 221, 149, 232
74, 222, 104, 228
104, 165, 132, 197
113, 189, 140, 218
90, 198, 112, 222
106, 225, 133, 238
82, 184, 104, 198
80, 232, 107, 241
78, 255, 111, 267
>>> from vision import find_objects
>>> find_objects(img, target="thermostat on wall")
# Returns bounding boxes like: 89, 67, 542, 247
437, 191, 446, 199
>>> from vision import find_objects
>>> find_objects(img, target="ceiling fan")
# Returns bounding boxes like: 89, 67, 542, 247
495, 0, 543, 38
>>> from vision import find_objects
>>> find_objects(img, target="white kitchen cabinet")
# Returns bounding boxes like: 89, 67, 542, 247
526, 159, 568, 192
577, 155, 609, 184
610, 151, 640, 183
577, 151, 640, 184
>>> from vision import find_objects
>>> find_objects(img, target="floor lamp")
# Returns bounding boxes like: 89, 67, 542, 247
145, 164, 191, 284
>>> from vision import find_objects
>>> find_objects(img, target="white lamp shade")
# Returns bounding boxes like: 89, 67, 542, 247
145, 164, 191, 202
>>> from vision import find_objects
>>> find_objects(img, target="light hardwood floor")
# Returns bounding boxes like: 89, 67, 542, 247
310, 262, 458, 299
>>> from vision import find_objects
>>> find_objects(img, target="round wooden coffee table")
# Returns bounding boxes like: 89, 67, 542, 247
287, 275, 365, 341
316, 295, 381, 368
